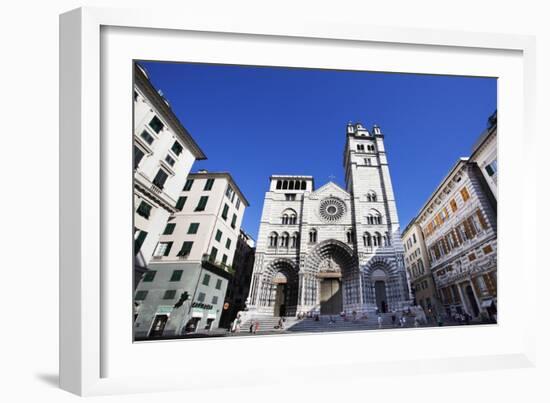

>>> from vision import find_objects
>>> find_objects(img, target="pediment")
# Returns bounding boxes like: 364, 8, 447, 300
311, 181, 350, 199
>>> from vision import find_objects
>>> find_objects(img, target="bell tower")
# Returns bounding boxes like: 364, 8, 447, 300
344, 121, 408, 312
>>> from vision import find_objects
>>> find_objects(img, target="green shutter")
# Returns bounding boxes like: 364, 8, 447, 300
143, 270, 156, 282
163, 223, 176, 235
222, 204, 229, 219
176, 196, 187, 210
170, 270, 183, 282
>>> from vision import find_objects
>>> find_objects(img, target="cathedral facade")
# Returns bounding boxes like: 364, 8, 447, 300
246, 122, 410, 317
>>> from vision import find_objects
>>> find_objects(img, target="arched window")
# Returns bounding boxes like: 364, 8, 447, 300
385, 232, 391, 246
291, 232, 299, 248
301, 180, 306, 190
276, 180, 282, 190
373, 232, 382, 247
269, 232, 278, 247
309, 229, 317, 243
290, 214, 297, 225
283, 180, 288, 190
346, 229, 354, 244
367, 191, 377, 202
363, 232, 371, 247
281, 214, 288, 225
280, 232, 290, 247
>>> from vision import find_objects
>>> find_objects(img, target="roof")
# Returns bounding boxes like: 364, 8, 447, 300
134, 64, 207, 160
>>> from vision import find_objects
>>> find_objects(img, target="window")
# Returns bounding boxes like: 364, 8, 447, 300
136, 201, 152, 219
183, 179, 194, 191
139, 130, 154, 145
204, 178, 215, 190
188, 223, 200, 234
460, 187, 470, 202
291, 232, 299, 248
142, 270, 156, 282
363, 232, 371, 247
152, 169, 169, 189
346, 230, 353, 243
309, 229, 317, 243
170, 270, 183, 282
215, 279, 222, 290
221, 204, 229, 220
269, 232, 278, 247
483, 245, 493, 254
197, 292, 206, 302
163, 223, 176, 235
225, 185, 234, 199
176, 196, 187, 210
276, 180, 282, 189
154, 242, 172, 257
413, 234, 417, 243
222, 255, 228, 265
135, 290, 148, 301
177, 241, 193, 257
225, 238, 231, 249
195, 196, 208, 211
357, 144, 365, 151
215, 230, 222, 242
163, 290, 177, 300
280, 232, 289, 247
365, 158, 371, 165
236, 198, 241, 210
171, 141, 183, 156
468, 253, 476, 261
149, 116, 164, 133
485, 160, 497, 177
285, 194, 296, 201
134, 230, 147, 254
202, 273, 211, 286
231, 214, 237, 229
450, 199, 458, 212
210, 247, 218, 262
134, 146, 145, 169
164, 154, 176, 167
212, 296, 219, 305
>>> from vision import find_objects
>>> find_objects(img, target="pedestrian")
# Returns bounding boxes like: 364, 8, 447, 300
235, 315, 241, 333
375, 307, 379, 316
249, 321, 254, 333
391, 312, 396, 326
400, 316, 406, 327
254, 320, 259, 334
377, 315, 383, 329
414, 318, 419, 327
278, 317, 285, 330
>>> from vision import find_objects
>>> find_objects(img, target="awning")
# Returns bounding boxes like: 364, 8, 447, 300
191, 310, 203, 318
207, 312, 217, 319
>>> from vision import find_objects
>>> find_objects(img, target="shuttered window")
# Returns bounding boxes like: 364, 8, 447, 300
177, 241, 193, 257
195, 196, 208, 211
176, 196, 187, 210
170, 270, 183, 282
136, 201, 152, 219
476, 209, 488, 229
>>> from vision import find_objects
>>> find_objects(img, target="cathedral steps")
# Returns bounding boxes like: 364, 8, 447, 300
234, 312, 423, 335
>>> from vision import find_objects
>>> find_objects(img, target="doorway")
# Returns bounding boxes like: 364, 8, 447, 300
375, 280, 388, 313
274, 283, 287, 317
465, 285, 480, 317
149, 314, 168, 337
320, 278, 342, 315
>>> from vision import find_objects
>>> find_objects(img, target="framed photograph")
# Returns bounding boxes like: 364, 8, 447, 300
60, 6, 537, 396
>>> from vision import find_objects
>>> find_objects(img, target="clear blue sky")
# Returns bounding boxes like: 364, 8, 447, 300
140, 61, 496, 239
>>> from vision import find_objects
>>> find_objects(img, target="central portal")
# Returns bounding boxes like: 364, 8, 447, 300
320, 278, 342, 315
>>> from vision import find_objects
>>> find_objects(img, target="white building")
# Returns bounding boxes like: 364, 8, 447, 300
133, 171, 250, 338
402, 221, 443, 319
471, 111, 497, 202
133, 64, 206, 287
245, 122, 409, 318
416, 159, 497, 320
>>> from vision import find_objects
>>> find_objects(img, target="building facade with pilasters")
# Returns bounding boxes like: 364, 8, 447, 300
245, 122, 409, 318
416, 159, 497, 320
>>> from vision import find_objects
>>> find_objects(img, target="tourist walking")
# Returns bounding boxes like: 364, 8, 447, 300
391, 311, 396, 326
254, 320, 259, 334
377, 315, 383, 329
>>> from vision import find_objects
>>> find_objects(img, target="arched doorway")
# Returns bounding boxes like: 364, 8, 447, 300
257, 259, 299, 317
465, 285, 480, 317
363, 258, 406, 313
305, 239, 359, 314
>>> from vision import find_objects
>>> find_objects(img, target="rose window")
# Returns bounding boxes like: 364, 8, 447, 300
319, 198, 346, 222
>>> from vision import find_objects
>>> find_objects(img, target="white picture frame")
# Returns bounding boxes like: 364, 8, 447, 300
60, 6, 537, 396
